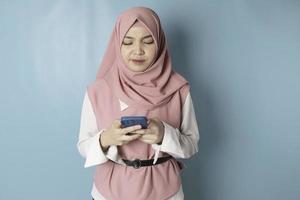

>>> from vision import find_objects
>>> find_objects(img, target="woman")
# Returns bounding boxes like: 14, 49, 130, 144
77, 6, 199, 200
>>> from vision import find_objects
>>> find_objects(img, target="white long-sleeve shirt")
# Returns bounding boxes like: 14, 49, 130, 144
77, 91, 200, 200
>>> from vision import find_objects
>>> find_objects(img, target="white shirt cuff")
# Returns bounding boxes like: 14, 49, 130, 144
84, 130, 108, 168
151, 121, 185, 163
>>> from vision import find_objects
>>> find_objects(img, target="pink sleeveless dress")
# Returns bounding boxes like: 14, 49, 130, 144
87, 79, 189, 200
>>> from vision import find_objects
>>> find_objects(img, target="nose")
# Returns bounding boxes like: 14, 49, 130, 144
134, 43, 144, 55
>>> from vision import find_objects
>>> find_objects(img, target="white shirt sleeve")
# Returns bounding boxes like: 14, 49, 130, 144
151, 92, 200, 163
76, 91, 123, 168
77, 91, 199, 167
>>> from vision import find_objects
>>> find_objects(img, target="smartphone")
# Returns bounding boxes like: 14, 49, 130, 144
121, 116, 148, 129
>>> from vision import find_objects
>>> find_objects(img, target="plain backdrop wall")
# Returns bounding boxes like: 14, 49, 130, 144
1, 1, 300, 200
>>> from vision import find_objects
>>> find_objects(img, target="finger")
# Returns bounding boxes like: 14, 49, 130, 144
120, 125, 142, 135
140, 128, 152, 135
121, 134, 141, 142
148, 119, 156, 127
147, 121, 160, 133
152, 117, 159, 122
112, 119, 121, 128
139, 138, 154, 144
140, 134, 155, 140
131, 129, 147, 134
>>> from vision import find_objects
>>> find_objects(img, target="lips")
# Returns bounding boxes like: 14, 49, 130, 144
131, 59, 145, 62
131, 59, 145, 64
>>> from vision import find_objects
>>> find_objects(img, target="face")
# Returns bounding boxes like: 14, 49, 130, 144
120, 26, 157, 72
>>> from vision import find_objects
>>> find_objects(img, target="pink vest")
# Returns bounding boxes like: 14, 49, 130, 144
87, 79, 189, 200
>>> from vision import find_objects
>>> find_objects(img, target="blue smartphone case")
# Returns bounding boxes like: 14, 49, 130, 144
121, 116, 148, 129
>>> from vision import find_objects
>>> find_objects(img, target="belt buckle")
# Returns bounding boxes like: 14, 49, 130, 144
132, 159, 142, 169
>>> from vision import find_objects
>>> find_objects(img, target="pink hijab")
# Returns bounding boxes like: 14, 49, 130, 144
87, 6, 190, 200
95, 6, 188, 110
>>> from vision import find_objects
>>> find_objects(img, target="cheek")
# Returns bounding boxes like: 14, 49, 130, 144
120, 48, 130, 61
147, 47, 157, 60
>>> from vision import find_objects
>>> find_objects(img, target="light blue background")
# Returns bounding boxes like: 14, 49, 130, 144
1, 1, 300, 200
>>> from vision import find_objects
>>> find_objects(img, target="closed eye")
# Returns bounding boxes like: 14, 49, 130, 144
144, 40, 154, 44
122, 42, 133, 45
122, 41, 153, 45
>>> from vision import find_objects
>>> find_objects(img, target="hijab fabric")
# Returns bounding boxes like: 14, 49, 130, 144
96, 6, 188, 110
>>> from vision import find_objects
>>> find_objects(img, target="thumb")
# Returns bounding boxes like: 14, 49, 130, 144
112, 119, 121, 128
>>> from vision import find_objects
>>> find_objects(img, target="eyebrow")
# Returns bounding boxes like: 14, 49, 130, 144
124, 35, 153, 39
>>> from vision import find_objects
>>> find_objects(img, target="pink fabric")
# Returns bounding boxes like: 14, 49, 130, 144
87, 6, 190, 200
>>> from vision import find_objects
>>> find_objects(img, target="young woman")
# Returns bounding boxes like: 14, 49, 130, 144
77, 6, 199, 200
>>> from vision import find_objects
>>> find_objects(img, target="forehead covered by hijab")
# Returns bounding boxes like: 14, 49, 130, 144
115, 7, 162, 49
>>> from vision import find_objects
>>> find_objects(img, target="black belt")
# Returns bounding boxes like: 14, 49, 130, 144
122, 156, 173, 169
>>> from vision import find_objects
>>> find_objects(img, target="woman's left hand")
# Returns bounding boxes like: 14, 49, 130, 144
131, 117, 165, 144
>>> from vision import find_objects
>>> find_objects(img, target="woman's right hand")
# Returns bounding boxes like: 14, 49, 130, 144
99, 120, 143, 151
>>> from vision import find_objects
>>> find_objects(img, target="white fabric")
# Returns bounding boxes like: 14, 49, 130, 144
77, 91, 199, 200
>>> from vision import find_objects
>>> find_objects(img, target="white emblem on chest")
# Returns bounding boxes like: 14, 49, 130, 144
119, 99, 129, 111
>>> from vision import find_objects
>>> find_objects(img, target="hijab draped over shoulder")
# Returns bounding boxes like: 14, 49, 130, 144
89, 6, 189, 111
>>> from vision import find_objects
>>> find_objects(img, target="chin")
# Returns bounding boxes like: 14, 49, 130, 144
128, 65, 149, 72
132, 68, 147, 72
